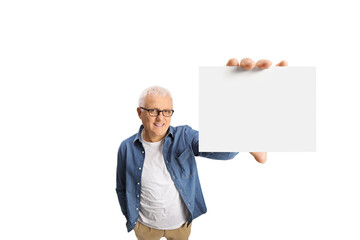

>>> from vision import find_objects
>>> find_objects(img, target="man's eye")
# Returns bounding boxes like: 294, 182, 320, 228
149, 109, 158, 114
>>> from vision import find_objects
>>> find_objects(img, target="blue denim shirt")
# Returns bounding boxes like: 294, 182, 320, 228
116, 125, 238, 232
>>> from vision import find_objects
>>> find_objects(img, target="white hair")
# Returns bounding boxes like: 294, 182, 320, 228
138, 86, 173, 107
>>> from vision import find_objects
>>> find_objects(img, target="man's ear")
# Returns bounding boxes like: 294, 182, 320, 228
137, 107, 142, 119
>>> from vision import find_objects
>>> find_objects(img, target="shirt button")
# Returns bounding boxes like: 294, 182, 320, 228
136, 208, 138, 210
142, 151, 144, 154
138, 167, 141, 170
137, 182, 140, 185
137, 195, 139, 198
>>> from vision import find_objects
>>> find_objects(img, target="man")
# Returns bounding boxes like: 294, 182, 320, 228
116, 58, 288, 240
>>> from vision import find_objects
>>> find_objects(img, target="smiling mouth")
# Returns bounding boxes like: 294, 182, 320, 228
154, 123, 165, 127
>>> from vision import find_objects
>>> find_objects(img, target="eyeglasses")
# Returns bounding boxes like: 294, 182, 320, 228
140, 107, 174, 117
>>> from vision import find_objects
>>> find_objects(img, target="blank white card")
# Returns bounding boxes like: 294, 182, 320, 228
199, 66, 316, 152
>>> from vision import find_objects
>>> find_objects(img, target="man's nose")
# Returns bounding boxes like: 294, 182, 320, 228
155, 112, 164, 120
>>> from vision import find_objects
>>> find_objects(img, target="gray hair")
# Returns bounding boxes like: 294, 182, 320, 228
138, 86, 173, 107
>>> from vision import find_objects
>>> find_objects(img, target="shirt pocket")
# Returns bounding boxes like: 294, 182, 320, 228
175, 148, 195, 178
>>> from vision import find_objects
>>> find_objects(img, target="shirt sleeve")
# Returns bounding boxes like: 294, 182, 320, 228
116, 142, 128, 219
184, 125, 238, 160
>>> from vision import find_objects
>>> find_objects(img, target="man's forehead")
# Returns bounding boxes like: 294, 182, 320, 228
144, 95, 173, 107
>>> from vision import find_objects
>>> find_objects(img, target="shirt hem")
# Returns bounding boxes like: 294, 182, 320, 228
138, 219, 187, 230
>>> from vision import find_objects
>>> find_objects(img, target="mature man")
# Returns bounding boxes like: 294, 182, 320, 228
116, 58, 288, 240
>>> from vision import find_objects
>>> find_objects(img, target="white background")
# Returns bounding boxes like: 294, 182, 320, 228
0, 1, 359, 239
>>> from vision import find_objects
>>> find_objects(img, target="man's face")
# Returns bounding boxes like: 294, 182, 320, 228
137, 94, 173, 142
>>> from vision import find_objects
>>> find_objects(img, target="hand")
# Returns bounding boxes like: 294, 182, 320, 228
226, 57, 288, 163
226, 57, 288, 69
250, 152, 267, 164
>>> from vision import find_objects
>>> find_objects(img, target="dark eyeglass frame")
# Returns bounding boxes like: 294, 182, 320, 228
140, 107, 174, 117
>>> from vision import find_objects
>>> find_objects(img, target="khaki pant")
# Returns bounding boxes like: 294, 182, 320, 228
134, 221, 192, 240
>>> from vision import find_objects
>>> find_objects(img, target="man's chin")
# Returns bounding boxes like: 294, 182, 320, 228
155, 131, 167, 137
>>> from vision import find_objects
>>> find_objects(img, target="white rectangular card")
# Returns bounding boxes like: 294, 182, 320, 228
199, 66, 316, 152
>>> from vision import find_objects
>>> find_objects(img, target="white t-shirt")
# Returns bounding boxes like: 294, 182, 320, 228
139, 135, 189, 230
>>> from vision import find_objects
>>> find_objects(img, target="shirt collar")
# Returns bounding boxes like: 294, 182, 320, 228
133, 125, 174, 144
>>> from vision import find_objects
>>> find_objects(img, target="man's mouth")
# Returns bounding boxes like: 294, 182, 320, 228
154, 123, 165, 127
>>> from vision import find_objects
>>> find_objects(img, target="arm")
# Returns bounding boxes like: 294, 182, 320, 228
116, 143, 128, 219
226, 57, 288, 164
